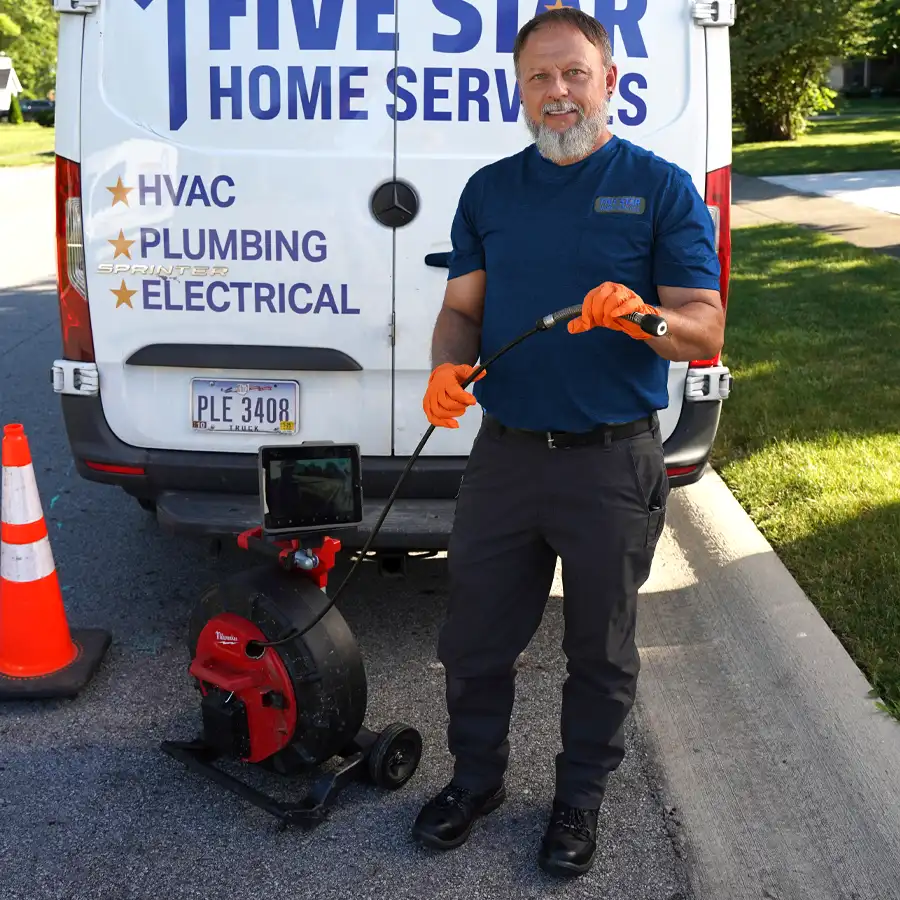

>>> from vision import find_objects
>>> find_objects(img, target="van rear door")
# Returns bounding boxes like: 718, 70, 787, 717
78, 0, 397, 455
391, 0, 709, 455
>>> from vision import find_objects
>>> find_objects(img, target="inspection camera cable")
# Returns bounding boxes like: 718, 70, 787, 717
252, 304, 667, 649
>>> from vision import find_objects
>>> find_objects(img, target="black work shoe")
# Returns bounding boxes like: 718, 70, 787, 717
411, 781, 506, 850
538, 801, 599, 876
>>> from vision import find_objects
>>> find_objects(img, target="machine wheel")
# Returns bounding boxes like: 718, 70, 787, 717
367, 723, 422, 790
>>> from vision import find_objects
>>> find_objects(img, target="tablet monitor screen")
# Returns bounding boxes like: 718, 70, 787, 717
259, 443, 363, 535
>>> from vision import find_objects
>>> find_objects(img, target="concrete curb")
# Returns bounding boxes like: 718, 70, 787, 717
633, 469, 900, 900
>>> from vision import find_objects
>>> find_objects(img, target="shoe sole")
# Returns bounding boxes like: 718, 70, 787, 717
538, 849, 596, 877
412, 789, 506, 851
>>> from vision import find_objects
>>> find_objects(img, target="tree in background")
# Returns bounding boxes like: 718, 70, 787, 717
0, 0, 58, 100
0, 13, 21, 44
732, 0, 877, 142
870, 0, 900, 56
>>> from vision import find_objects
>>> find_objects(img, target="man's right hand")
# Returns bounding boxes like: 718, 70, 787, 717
423, 363, 486, 428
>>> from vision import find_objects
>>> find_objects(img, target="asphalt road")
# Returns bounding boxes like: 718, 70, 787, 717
0, 273, 691, 898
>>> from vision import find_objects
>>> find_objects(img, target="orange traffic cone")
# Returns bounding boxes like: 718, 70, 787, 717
0, 423, 110, 700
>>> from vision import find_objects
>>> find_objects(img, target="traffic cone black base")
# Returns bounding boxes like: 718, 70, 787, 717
0, 628, 111, 701
1, 423, 111, 701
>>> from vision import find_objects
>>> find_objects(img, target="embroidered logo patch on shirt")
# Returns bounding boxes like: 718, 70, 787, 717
593, 195, 646, 215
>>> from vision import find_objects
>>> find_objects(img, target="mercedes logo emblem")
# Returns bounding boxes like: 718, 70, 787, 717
370, 180, 419, 228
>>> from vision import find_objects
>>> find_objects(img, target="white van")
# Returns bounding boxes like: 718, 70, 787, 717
50, 0, 736, 554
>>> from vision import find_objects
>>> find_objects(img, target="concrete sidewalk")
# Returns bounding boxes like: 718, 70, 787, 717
732, 172, 900, 258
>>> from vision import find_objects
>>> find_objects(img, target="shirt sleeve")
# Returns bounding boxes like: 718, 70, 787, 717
447, 172, 486, 280
652, 168, 722, 291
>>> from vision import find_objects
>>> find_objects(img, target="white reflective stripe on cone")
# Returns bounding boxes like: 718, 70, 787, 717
0, 537, 56, 583
1, 462, 45, 526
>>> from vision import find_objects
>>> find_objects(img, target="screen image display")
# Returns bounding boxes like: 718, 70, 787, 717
260, 445, 362, 534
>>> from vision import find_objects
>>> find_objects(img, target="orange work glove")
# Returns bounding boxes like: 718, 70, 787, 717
568, 281, 661, 341
423, 363, 486, 428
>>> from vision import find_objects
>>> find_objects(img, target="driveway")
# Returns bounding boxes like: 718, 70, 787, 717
761, 169, 900, 217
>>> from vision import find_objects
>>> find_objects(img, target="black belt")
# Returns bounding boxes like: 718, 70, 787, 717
483, 413, 657, 449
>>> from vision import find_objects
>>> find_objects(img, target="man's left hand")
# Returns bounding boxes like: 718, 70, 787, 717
568, 282, 661, 341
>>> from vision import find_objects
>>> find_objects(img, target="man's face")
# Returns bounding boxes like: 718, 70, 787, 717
517, 23, 617, 164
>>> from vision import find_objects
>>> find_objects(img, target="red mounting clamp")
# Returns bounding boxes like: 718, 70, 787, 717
236, 527, 342, 590
304, 536, 341, 590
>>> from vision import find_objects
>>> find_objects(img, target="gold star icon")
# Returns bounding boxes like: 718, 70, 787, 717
545, 0, 569, 8
111, 279, 137, 309
106, 177, 134, 207
108, 229, 136, 259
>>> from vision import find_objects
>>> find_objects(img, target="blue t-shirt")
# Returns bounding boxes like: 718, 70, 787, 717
447, 135, 721, 432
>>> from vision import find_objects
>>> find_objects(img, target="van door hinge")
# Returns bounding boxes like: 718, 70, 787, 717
388, 313, 396, 346
52, 0, 99, 13
692, 0, 736, 26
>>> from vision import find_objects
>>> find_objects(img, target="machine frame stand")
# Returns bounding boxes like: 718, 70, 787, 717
161, 727, 381, 826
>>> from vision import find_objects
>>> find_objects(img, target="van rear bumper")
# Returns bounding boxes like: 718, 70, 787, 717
59, 395, 468, 497
152, 491, 457, 551
60, 394, 722, 545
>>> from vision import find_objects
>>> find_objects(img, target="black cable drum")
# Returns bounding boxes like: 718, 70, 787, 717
188, 564, 368, 774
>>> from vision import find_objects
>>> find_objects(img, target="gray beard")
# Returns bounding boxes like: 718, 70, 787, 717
525, 97, 609, 164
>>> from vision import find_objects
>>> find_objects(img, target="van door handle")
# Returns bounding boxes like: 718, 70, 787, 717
425, 252, 450, 268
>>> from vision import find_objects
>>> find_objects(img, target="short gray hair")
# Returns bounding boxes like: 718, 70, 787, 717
513, 8, 614, 75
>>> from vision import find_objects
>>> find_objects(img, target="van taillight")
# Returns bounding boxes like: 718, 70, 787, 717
55, 155, 95, 362
667, 465, 700, 478
691, 164, 732, 369
84, 461, 146, 476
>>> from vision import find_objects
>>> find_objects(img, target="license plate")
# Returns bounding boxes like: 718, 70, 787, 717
190, 379, 299, 434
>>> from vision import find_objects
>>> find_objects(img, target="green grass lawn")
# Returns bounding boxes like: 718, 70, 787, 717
828, 95, 900, 116
733, 108, 900, 177
0, 122, 55, 166
712, 223, 900, 719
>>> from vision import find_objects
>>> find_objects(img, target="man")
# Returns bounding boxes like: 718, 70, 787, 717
413, 7, 725, 878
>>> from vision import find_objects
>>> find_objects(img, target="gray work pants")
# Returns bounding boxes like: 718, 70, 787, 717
437, 413, 669, 809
